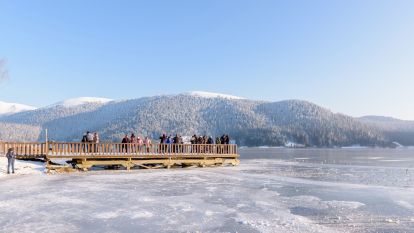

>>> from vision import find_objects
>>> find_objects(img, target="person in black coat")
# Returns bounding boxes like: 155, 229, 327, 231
159, 134, 167, 144
122, 134, 130, 153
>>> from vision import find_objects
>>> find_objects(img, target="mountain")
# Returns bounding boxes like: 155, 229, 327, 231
48, 97, 113, 108
0, 93, 411, 147
0, 122, 41, 142
0, 101, 37, 116
358, 116, 414, 131
185, 91, 245, 100
358, 116, 414, 146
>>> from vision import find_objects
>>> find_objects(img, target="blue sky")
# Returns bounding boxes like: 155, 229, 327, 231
0, 0, 413, 119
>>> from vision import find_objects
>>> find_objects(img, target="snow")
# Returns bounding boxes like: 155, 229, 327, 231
49, 97, 113, 108
0, 101, 37, 115
185, 91, 245, 100
341, 145, 368, 149
0, 157, 44, 177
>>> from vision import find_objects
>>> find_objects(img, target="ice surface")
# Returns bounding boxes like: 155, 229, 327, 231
0, 149, 413, 232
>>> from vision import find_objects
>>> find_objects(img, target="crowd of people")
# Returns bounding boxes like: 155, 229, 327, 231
80, 131, 231, 146
79, 131, 232, 154
121, 133, 152, 146
3, 132, 232, 175
81, 131, 100, 144
190, 134, 230, 145
159, 134, 184, 144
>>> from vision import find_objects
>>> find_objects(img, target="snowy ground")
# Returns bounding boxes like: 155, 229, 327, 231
0, 149, 414, 233
0, 157, 44, 177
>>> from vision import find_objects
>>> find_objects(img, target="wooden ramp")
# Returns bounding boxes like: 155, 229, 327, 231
1, 142, 240, 171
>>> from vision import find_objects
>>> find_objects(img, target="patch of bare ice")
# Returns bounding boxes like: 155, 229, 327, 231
130, 211, 154, 219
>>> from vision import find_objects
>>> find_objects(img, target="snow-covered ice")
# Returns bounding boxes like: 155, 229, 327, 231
0, 148, 413, 232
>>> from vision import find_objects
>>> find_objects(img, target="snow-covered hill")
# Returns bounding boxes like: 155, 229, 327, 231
186, 91, 245, 100
0, 94, 389, 146
0, 101, 37, 116
48, 97, 113, 108
358, 115, 414, 146
0, 93, 413, 146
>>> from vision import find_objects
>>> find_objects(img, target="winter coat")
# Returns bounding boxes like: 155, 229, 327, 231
6, 151, 16, 159
144, 138, 151, 146
216, 138, 221, 144
93, 135, 100, 143
86, 133, 94, 142
137, 138, 144, 146
159, 135, 167, 143
130, 136, 137, 144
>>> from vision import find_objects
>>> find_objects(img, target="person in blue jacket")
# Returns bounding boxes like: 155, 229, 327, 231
6, 148, 16, 174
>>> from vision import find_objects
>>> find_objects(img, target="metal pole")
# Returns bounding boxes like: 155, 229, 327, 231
45, 129, 49, 156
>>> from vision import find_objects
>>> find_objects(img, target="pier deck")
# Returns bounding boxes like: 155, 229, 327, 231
1, 142, 240, 171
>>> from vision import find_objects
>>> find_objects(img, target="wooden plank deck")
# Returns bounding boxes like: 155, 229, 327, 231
0, 142, 240, 171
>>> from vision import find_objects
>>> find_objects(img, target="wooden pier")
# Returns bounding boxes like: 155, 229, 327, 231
0, 142, 240, 171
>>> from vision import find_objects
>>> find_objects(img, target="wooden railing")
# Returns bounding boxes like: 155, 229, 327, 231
0, 142, 46, 157
48, 142, 238, 157
1, 142, 238, 158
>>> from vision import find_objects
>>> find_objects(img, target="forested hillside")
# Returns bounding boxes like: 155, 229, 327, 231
0, 94, 411, 147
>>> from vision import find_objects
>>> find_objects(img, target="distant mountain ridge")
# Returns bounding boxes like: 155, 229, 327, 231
358, 115, 414, 146
47, 97, 114, 108
0, 92, 413, 147
0, 101, 37, 116
185, 91, 245, 100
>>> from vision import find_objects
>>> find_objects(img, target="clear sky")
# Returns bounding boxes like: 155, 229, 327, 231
0, 0, 413, 120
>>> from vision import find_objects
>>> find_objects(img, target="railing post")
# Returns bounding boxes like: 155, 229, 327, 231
45, 129, 49, 157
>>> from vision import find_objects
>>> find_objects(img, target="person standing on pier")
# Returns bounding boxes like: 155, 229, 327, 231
86, 131, 94, 143
122, 134, 130, 153
144, 136, 152, 153
130, 133, 137, 153
6, 148, 16, 174
93, 132, 100, 153
137, 136, 144, 153
86, 131, 94, 153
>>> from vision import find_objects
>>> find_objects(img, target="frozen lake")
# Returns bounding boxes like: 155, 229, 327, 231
1, 148, 414, 232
